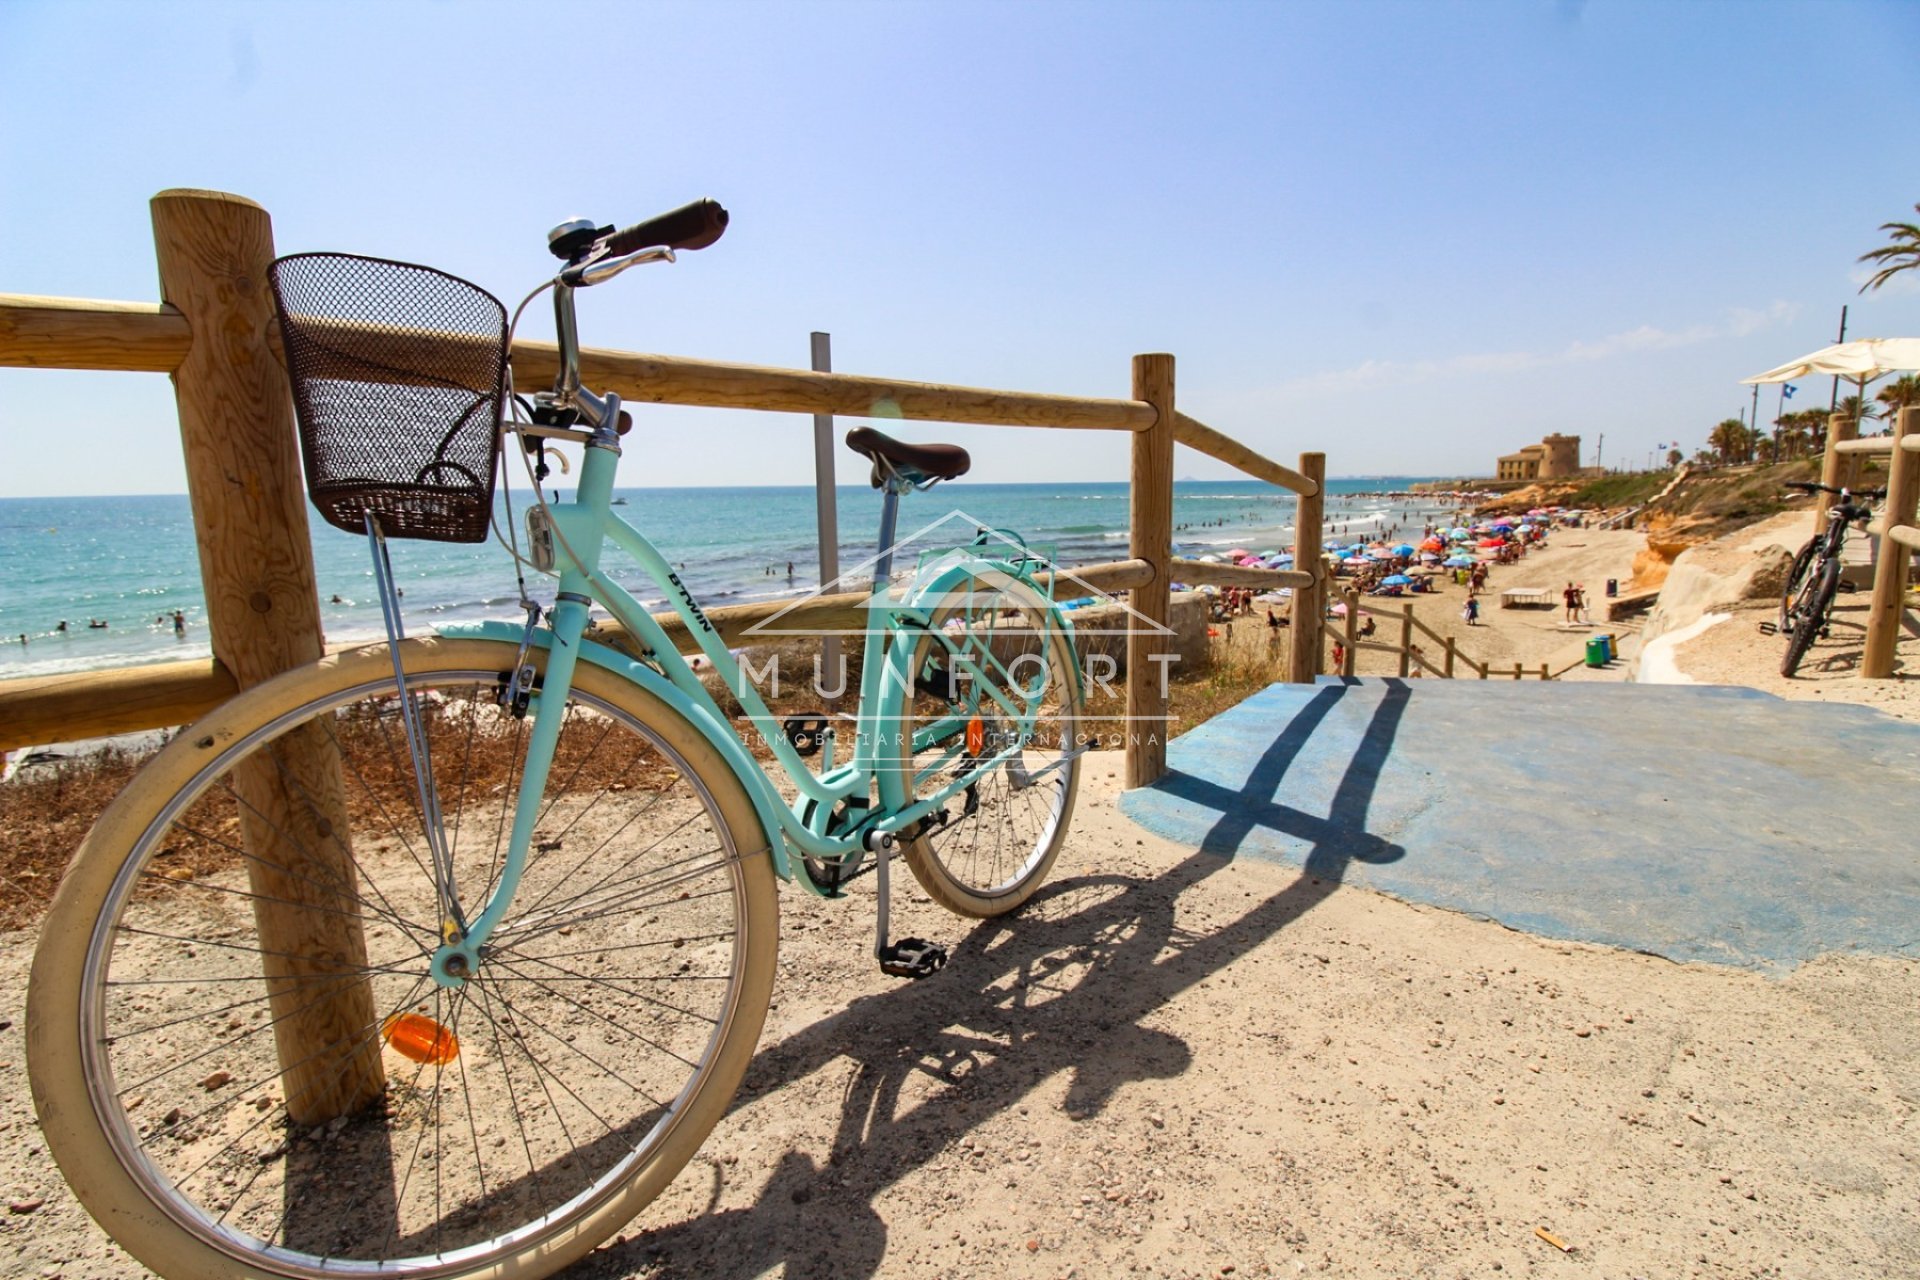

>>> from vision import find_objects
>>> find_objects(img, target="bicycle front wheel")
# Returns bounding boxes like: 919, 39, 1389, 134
895, 573, 1082, 917
1780, 556, 1840, 678
28, 637, 778, 1280
1778, 535, 1819, 634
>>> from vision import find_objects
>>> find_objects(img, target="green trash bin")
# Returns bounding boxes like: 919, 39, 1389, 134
1585, 637, 1609, 667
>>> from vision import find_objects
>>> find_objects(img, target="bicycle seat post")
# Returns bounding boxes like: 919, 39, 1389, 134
870, 465, 916, 594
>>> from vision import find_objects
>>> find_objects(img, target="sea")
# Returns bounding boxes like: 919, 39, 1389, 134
0, 478, 1468, 680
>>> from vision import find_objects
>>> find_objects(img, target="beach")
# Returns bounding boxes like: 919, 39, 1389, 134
2, 750, 1911, 1279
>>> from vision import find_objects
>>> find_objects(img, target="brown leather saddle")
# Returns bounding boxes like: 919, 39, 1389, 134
845, 426, 970, 488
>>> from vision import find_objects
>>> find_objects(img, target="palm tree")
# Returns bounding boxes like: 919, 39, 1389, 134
1708, 417, 1752, 464
1838, 394, 1881, 433
1666, 448, 1684, 468
1876, 373, 1920, 432
1858, 203, 1920, 293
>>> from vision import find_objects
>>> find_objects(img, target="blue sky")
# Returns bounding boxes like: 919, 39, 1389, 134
3, 0, 1918, 496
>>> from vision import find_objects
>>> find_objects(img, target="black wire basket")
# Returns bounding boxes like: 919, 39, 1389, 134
269, 252, 509, 543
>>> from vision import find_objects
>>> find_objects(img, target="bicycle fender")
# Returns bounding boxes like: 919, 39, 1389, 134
439, 621, 795, 881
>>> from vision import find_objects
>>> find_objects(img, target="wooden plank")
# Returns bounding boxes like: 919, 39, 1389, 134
1833, 436, 1893, 455
512, 340, 1155, 432
1887, 523, 1920, 552
0, 658, 236, 752
0, 293, 193, 372
1172, 412, 1319, 496
1126, 354, 1176, 789
152, 188, 382, 1123
1168, 559, 1312, 589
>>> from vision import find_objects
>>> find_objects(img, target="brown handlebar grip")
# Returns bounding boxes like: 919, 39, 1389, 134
603, 199, 729, 255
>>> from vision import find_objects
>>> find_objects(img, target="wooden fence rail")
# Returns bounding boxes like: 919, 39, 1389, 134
1330, 586, 1581, 681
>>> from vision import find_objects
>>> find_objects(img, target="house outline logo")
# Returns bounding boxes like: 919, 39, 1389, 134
737, 506, 1180, 641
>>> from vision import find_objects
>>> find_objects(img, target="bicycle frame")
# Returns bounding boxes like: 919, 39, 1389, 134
435, 416, 1071, 962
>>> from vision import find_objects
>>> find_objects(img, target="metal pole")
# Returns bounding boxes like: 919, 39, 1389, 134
809, 332, 843, 701
1831, 305, 1848, 413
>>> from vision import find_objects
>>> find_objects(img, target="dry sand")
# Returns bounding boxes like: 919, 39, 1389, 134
8, 521, 1919, 1279
5, 746, 1914, 1279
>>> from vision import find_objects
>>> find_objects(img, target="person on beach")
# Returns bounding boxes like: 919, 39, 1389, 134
55, 620, 67, 633
1464, 596, 1480, 626
173, 610, 186, 637
1563, 582, 1579, 623
1331, 639, 1346, 672
1359, 615, 1376, 639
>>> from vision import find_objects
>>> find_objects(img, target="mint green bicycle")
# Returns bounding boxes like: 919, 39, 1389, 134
28, 201, 1085, 1280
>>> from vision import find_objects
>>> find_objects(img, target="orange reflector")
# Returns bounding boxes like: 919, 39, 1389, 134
965, 716, 985, 756
382, 1013, 459, 1065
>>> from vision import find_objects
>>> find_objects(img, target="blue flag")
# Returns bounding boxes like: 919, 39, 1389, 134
1782, 384, 1798, 399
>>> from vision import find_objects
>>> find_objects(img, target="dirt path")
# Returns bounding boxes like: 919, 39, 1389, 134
5, 750, 1913, 1279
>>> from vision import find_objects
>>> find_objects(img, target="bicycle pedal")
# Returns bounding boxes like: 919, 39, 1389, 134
878, 938, 948, 980
1837, 580, 1859, 594
1757, 622, 1778, 636
781, 715, 830, 756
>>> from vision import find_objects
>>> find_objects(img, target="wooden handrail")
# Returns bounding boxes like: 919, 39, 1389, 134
1172, 412, 1319, 497
0, 557, 1161, 752
1834, 436, 1894, 455
0, 294, 1154, 433
0, 294, 192, 372
1168, 559, 1313, 589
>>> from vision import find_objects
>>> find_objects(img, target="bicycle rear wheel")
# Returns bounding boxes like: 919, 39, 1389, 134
29, 638, 777, 1280
895, 573, 1082, 917
1780, 556, 1840, 678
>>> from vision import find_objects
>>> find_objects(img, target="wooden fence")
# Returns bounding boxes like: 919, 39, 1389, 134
1328, 586, 1588, 681
0, 188, 1330, 789
1812, 406, 1919, 678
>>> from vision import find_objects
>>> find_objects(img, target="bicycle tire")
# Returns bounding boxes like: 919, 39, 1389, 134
28, 637, 778, 1280
1778, 535, 1819, 634
895, 573, 1082, 917
1780, 556, 1840, 678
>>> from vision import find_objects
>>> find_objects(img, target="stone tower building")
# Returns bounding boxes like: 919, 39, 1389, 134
1538, 433, 1580, 479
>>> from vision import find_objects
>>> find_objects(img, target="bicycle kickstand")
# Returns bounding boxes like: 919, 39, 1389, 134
866, 828, 948, 980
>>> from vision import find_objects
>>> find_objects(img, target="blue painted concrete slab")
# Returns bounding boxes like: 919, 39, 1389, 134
1119, 678, 1920, 971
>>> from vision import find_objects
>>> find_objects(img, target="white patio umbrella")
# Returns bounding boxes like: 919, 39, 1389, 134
1741, 338, 1920, 385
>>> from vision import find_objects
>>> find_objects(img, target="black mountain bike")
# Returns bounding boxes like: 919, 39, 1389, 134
1767, 480, 1886, 677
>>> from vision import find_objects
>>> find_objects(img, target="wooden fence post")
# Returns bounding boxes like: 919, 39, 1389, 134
1864, 405, 1919, 677
1398, 604, 1414, 678
1287, 453, 1327, 683
1444, 635, 1457, 678
152, 189, 383, 1123
1817, 411, 1859, 537
1125, 353, 1176, 789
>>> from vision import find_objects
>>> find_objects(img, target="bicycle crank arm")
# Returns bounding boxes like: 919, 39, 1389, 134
866, 827, 949, 980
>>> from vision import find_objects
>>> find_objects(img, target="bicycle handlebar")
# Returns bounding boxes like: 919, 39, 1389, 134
1785, 480, 1888, 500
604, 199, 729, 256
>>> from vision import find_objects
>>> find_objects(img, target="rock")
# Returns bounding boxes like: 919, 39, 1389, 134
200, 1070, 232, 1090
9, 1196, 45, 1214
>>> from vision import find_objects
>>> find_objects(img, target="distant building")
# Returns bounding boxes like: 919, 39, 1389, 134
1496, 433, 1580, 482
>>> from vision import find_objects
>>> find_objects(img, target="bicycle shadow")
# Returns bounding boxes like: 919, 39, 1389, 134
571, 681, 1408, 1279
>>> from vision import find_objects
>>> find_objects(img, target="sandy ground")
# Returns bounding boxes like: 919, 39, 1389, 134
1208, 529, 1649, 683
1659, 510, 1920, 723
5, 747, 1915, 1280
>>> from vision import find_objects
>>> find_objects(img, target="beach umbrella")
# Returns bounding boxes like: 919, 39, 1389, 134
1477, 538, 1503, 548
1449, 527, 1470, 539
1444, 556, 1473, 567
1419, 552, 1441, 562
1742, 337, 1920, 386
1369, 549, 1397, 559
1329, 601, 1349, 616
1392, 543, 1415, 556
1382, 574, 1413, 586
1226, 548, 1251, 559
1197, 553, 1223, 563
